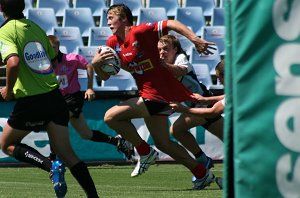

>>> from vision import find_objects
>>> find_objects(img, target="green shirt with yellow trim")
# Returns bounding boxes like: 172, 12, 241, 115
0, 18, 58, 98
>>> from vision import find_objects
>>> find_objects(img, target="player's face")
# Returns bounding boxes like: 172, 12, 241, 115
107, 13, 124, 35
157, 42, 177, 64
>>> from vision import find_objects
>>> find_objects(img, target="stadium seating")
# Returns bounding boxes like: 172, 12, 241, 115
36, 0, 70, 17
211, 8, 225, 26
175, 7, 206, 36
75, 46, 98, 63
27, 8, 58, 35
88, 27, 112, 46
183, 0, 215, 18
147, 0, 179, 18
101, 69, 137, 91
202, 26, 225, 54
110, 0, 143, 17
23, 0, 33, 17
189, 46, 221, 74
53, 27, 84, 53
77, 68, 98, 91
136, 8, 168, 25
73, 0, 107, 17
168, 30, 193, 53
192, 63, 213, 87
63, 8, 95, 37
59, 45, 68, 54
99, 8, 108, 27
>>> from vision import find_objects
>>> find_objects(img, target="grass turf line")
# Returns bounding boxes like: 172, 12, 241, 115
0, 163, 223, 198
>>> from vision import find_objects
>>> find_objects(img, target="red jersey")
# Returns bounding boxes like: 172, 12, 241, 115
107, 20, 194, 103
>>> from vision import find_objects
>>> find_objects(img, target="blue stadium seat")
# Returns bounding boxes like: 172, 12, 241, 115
27, 8, 58, 35
147, 0, 179, 18
88, 27, 112, 46
184, 0, 215, 18
175, 7, 206, 36
110, 0, 143, 17
36, 0, 70, 17
59, 45, 68, 54
75, 46, 98, 64
101, 69, 137, 91
168, 30, 193, 53
192, 63, 213, 87
53, 27, 84, 53
73, 0, 107, 17
202, 26, 225, 54
211, 8, 225, 26
99, 8, 108, 27
136, 8, 168, 25
189, 46, 221, 74
63, 8, 95, 37
23, 0, 33, 17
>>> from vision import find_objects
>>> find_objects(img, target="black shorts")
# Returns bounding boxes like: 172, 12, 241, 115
7, 89, 69, 131
63, 91, 84, 118
142, 98, 173, 116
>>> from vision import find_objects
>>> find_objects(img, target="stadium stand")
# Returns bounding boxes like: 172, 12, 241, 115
189, 46, 221, 74
175, 7, 206, 36
88, 27, 113, 46
36, 0, 70, 17
147, 0, 179, 19
73, 0, 108, 17
110, 0, 143, 17
101, 69, 137, 91
211, 7, 225, 26
27, 8, 58, 35
23, 0, 33, 17
169, 29, 194, 54
183, 0, 215, 18
99, 8, 108, 27
136, 7, 168, 25
59, 45, 68, 54
53, 26, 84, 53
192, 63, 213, 87
202, 26, 225, 55
63, 8, 95, 37
75, 46, 98, 63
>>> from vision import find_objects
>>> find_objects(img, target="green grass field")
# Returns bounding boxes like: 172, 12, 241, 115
0, 163, 223, 198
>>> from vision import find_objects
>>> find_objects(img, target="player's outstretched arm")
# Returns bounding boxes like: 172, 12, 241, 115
167, 20, 216, 55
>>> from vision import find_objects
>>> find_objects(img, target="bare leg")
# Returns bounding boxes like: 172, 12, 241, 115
145, 115, 198, 170
104, 97, 149, 147
0, 124, 30, 156
69, 113, 93, 140
46, 122, 80, 167
171, 113, 207, 155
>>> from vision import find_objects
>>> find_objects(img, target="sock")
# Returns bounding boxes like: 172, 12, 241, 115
13, 143, 51, 172
70, 161, 99, 198
91, 130, 118, 145
194, 150, 204, 159
136, 141, 150, 156
192, 164, 207, 179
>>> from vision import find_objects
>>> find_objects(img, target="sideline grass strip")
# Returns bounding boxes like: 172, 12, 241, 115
0, 163, 223, 198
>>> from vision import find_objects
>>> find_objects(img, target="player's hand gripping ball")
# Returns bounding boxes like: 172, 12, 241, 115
98, 45, 121, 75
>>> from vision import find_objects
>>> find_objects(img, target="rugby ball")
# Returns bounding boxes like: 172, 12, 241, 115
98, 45, 121, 75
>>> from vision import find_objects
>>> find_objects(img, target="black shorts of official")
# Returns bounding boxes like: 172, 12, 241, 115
63, 91, 84, 118
142, 98, 173, 116
7, 88, 69, 132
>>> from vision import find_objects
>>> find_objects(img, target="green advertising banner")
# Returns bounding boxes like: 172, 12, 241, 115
225, 0, 300, 197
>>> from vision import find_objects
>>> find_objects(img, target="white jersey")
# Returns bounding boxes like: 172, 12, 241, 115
174, 53, 210, 96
